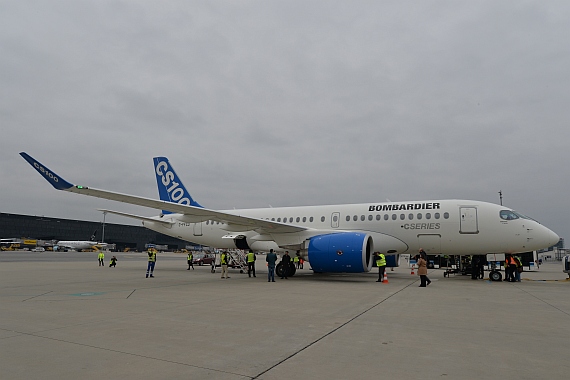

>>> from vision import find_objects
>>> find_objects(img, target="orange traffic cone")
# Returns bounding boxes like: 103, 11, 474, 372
382, 271, 389, 283
411, 265, 415, 275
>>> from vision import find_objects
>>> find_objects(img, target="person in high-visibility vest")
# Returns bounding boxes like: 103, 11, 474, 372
109, 255, 117, 268
220, 251, 230, 279
294, 253, 300, 268
374, 252, 386, 282
187, 251, 194, 270
98, 251, 105, 267
146, 249, 157, 278
247, 249, 256, 277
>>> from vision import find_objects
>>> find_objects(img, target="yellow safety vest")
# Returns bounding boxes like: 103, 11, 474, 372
247, 252, 255, 263
376, 254, 386, 267
187, 253, 193, 261
221, 253, 227, 265
148, 252, 156, 262
98, 252, 104, 259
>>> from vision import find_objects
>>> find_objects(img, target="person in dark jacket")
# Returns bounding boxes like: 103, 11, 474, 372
266, 249, 278, 282
280, 251, 291, 279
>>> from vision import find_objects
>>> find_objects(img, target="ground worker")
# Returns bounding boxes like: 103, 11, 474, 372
187, 251, 194, 270
247, 249, 256, 277
109, 255, 117, 268
281, 251, 291, 279
294, 253, 300, 268
98, 251, 105, 267
374, 252, 386, 282
266, 249, 277, 282
146, 249, 156, 278
220, 251, 230, 279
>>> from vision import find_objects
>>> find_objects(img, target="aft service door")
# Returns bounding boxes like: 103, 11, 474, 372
193, 222, 203, 236
460, 207, 479, 234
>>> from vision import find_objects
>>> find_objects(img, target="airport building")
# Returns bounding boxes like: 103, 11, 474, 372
0, 212, 191, 251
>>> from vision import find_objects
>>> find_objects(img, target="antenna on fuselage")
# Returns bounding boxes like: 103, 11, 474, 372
498, 190, 503, 206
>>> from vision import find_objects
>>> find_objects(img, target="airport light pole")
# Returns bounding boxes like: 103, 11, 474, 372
101, 211, 107, 243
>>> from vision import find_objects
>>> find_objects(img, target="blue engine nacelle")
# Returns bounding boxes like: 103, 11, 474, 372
308, 232, 373, 273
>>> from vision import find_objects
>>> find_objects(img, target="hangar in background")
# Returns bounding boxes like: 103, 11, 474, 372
0, 213, 191, 251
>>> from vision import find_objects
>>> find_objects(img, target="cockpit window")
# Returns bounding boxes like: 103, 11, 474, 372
500, 210, 519, 220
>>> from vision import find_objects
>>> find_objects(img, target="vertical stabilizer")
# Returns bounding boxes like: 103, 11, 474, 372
153, 157, 203, 214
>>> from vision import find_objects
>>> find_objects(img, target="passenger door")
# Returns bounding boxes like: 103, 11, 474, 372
460, 207, 479, 234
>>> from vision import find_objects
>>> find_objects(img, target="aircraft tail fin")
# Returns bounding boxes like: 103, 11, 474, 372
153, 157, 203, 214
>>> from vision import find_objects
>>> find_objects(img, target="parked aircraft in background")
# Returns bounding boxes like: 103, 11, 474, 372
55, 230, 107, 251
20, 152, 559, 276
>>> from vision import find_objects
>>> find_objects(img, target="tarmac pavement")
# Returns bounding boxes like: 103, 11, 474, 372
1, 251, 569, 379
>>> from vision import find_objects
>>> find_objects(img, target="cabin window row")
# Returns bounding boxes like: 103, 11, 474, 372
204, 212, 450, 226
345, 212, 450, 222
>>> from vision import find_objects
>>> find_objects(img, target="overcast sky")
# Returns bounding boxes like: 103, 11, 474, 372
1, 1, 568, 243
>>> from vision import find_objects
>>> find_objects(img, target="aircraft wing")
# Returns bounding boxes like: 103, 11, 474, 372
20, 152, 306, 234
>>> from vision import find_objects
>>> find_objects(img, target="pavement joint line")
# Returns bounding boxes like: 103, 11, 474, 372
511, 284, 570, 318
21, 290, 53, 302
2, 328, 252, 379
251, 280, 417, 379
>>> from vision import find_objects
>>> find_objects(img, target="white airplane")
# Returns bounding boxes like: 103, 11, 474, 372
20, 152, 559, 278
55, 230, 107, 251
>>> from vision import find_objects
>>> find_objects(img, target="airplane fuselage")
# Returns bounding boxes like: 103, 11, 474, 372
143, 199, 557, 256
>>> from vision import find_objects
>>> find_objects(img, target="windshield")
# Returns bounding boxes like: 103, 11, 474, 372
500, 210, 535, 221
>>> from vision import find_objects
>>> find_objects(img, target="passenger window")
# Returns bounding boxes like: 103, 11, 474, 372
289, 217, 293, 223
353, 215, 358, 221
435, 213, 440, 219
321, 216, 325, 222
310, 217, 314, 222
392, 214, 397, 220
417, 213, 422, 220
346, 215, 351, 222
376, 214, 381, 221
384, 214, 389, 221
425, 213, 431, 220
271, 218, 275, 221
277, 218, 281, 222
368, 215, 373, 221
296, 217, 300, 222
408, 213, 413, 220
400, 214, 405, 220
444, 212, 449, 219
302, 217, 306, 222
360, 215, 365, 221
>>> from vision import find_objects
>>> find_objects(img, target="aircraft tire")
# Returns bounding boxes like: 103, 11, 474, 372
489, 271, 502, 282
288, 263, 296, 277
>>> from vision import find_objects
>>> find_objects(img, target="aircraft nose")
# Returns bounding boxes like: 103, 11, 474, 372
545, 227, 560, 247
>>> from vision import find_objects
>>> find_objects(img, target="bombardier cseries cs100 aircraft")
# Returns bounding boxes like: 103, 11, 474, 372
21, 152, 559, 275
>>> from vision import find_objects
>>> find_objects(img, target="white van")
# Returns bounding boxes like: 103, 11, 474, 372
31, 247, 45, 252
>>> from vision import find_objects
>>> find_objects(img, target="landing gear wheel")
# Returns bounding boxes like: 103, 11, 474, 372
489, 271, 502, 282
288, 263, 296, 277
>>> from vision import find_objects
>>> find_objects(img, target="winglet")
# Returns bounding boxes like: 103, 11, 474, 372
20, 152, 74, 190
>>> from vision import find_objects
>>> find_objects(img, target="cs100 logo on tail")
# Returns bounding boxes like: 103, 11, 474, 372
155, 161, 191, 206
